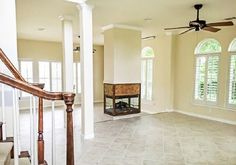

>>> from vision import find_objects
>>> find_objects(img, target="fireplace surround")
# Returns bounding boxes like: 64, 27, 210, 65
104, 83, 141, 116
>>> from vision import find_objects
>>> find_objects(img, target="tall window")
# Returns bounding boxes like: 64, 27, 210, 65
39, 61, 62, 91
39, 62, 50, 91
228, 38, 236, 105
73, 62, 81, 93
20, 61, 33, 97
141, 47, 154, 100
51, 62, 62, 92
194, 39, 221, 103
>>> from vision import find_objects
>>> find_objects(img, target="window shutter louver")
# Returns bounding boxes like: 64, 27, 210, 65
207, 56, 219, 102
195, 57, 206, 100
229, 55, 236, 104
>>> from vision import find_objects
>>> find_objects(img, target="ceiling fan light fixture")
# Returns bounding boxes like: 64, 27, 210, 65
164, 3, 234, 35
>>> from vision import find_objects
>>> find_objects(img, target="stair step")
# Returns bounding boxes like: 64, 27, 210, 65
10, 158, 30, 165
0, 142, 13, 165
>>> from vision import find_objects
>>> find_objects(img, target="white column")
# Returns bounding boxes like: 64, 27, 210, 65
79, 1, 94, 139
60, 16, 74, 92
67, 0, 94, 139
0, 0, 18, 138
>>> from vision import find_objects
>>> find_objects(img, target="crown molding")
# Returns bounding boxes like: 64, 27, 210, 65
102, 24, 142, 32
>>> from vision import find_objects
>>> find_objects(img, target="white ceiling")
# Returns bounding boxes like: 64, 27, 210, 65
16, 0, 236, 45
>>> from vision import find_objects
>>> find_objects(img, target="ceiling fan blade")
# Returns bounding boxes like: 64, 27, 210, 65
224, 17, 236, 20
203, 26, 221, 32
207, 21, 233, 27
179, 28, 194, 35
164, 26, 190, 30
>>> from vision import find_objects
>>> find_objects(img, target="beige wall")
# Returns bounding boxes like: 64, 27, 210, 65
17, 39, 104, 108
142, 35, 175, 113
104, 27, 141, 83
142, 26, 236, 123
174, 26, 236, 122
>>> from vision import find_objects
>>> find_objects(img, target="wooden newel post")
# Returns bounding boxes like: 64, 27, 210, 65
63, 93, 75, 165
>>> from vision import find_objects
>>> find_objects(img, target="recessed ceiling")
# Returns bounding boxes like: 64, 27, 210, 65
16, 0, 236, 45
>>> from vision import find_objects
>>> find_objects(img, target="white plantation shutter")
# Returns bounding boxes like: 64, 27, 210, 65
146, 59, 153, 100
195, 57, 206, 100
207, 56, 219, 102
194, 39, 221, 104
229, 55, 236, 104
141, 60, 146, 99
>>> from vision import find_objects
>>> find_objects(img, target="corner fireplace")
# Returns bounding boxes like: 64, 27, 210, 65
104, 83, 141, 116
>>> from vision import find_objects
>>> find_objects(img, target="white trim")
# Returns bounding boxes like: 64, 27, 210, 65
102, 24, 142, 32
191, 102, 236, 112
228, 38, 236, 51
66, 0, 87, 4
174, 109, 236, 125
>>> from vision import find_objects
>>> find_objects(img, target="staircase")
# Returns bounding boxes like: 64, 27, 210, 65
0, 49, 76, 165
0, 142, 30, 165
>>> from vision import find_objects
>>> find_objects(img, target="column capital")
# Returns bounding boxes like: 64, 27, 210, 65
66, 0, 87, 4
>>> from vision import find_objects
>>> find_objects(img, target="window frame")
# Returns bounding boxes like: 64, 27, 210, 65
141, 47, 154, 101
227, 39, 236, 109
19, 59, 34, 98
73, 62, 81, 94
193, 39, 221, 105
38, 61, 62, 92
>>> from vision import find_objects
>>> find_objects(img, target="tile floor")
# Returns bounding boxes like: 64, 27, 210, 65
19, 104, 236, 165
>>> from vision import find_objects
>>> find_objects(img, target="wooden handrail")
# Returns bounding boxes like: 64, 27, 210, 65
0, 49, 26, 82
0, 73, 65, 100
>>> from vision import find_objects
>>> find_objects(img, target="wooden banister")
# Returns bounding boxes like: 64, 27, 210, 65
0, 49, 26, 82
0, 73, 64, 100
63, 94, 75, 165
0, 49, 75, 165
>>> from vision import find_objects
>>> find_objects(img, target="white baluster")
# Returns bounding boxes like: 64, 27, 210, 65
1, 84, 6, 140
15, 89, 21, 155
51, 101, 56, 165
33, 96, 38, 165
12, 88, 19, 165
29, 95, 34, 165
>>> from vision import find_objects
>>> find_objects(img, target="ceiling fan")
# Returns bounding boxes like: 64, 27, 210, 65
73, 46, 96, 53
164, 4, 234, 35
73, 35, 96, 53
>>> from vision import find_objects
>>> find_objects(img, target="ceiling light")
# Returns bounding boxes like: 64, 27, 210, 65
38, 27, 45, 31
144, 18, 152, 21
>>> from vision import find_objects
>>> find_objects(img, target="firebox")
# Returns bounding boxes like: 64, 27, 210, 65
104, 83, 141, 116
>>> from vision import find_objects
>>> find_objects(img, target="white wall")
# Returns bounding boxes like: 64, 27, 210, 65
141, 34, 176, 113
0, 0, 19, 137
104, 27, 141, 83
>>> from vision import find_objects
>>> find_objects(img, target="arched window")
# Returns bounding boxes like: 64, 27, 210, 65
228, 38, 236, 106
194, 39, 221, 103
141, 47, 154, 100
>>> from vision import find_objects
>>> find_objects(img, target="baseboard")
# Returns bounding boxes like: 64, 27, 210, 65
174, 109, 236, 125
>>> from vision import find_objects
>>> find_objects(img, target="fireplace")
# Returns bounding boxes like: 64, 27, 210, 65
104, 83, 141, 116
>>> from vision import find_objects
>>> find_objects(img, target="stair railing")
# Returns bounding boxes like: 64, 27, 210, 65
0, 49, 75, 165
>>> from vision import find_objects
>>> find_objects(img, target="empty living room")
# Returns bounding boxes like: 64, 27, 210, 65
0, 0, 236, 164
